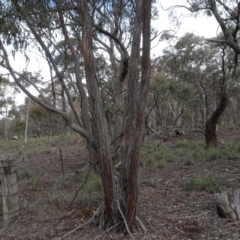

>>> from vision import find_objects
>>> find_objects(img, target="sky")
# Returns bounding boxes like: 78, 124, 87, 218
8, 1, 220, 106
157, 0, 219, 38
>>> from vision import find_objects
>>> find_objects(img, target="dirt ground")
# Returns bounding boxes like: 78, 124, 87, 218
1, 129, 240, 239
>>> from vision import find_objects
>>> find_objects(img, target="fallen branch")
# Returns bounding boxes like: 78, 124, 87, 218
191, 128, 206, 136
58, 203, 102, 240
141, 181, 181, 191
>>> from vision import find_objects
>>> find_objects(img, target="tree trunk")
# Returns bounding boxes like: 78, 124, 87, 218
120, 0, 151, 232
77, 0, 115, 227
205, 92, 228, 147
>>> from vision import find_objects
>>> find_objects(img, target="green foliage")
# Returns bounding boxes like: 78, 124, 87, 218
0, 138, 21, 153
40, 147, 54, 155
140, 141, 174, 168
176, 139, 201, 150
56, 169, 102, 194
83, 171, 102, 193
177, 140, 205, 163
54, 167, 102, 208
175, 139, 240, 162
17, 167, 36, 183
185, 175, 224, 193
205, 147, 223, 161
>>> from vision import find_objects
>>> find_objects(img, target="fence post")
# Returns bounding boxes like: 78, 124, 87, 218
0, 154, 19, 222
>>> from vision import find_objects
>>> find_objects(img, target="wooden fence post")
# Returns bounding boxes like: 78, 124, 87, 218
0, 154, 19, 222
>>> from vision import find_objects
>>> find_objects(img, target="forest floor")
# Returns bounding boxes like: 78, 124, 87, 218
0, 128, 240, 239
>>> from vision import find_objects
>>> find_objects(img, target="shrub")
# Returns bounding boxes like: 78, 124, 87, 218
140, 141, 174, 168
176, 140, 202, 150
185, 175, 224, 193
205, 147, 222, 161
41, 148, 52, 155
177, 140, 205, 163
17, 167, 36, 183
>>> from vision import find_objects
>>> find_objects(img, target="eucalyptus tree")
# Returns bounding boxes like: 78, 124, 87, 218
168, 1, 240, 147
153, 32, 236, 146
0, 0, 151, 232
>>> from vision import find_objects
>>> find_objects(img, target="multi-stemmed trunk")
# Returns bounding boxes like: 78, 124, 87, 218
78, 0, 151, 232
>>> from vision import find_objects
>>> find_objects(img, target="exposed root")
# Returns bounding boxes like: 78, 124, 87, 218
136, 216, 147, 232
116, 200, 135, 240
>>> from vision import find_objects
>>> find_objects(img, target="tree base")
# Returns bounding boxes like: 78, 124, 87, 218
216, 189, 240, 219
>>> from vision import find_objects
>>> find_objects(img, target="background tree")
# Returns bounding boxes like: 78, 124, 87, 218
168, 0, 240, 146
149, 32, 240, 147
0, 75, 19, 139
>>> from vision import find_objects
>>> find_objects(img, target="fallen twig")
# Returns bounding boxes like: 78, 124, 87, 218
136, 216, 147, 232
141, 181, 181, 191
164, 209, 214, 219
227, 177, 240, 182
58, 203, 102, 240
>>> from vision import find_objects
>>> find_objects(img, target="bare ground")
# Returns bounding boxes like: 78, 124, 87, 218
1, 129, 240, 239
